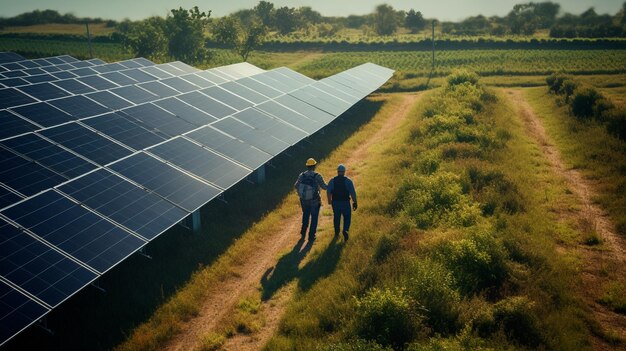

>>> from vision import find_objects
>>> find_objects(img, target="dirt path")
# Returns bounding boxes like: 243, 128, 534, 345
165, 93, 421, 351
505, 89, 626, 349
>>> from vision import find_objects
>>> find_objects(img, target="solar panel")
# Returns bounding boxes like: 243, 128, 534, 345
140, 66, 173, 79
0, 148, 67, 196
0, 186, 23, 209
17, 82, 70, 101
0, 218, 98, 307
82, 112, 166, 150
148, 137, 250, 189
48, 95, 110, 119
0, 52, 26, 63
0, 77, 29, 88
218, 81, 268, 104
236, 77, 283, 99
84, 91, 133, 110
1, 189, 146, 273
120, 104, 197, 137
254, 101, 322, 134
100, 71, 138, 86
177, 91, 236, 119
1, 133, 97, 178
0, 88, 36, 109
10, 102, 75, 127
77, 75, 118, 90
153, 97, 217, 126
58, 169, 188, 240
110, 85, 158, 104
195, 71, 227, 84
233, 108, 308, 145
180, 73, 214, 88
0, 110, 39, 140
23, 74, 58, 84
274, 94, 334, 125
138, 81, 179, 98
199, 86, 253, 110
120, 69, 157, 83
160, 77, 199, 93
39, 122, 132, 166
185, 127, 270, 169
52, 79, 95, 94
212, 117, 289, 156
108, 152, 220, 212
0, 279, 48, 346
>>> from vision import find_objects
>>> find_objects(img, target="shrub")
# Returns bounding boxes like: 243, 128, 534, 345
436, 231, 509, 296
570, 87, 601, 119
322, 339, 393, 351
355, 288, 422, 349
447, 69, 479, 87
560, 79, 578, 102
404, 259, 461, 334
492, 296, 543, 347
605, 108, 626, 141
546, 73, 568, 94
593, 98, 614, 121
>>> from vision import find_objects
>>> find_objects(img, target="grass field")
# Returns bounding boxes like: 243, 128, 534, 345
0, 23, 116, 35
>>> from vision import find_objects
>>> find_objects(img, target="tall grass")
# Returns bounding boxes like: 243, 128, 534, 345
266, 72, 593, 350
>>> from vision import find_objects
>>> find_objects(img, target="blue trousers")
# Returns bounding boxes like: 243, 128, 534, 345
332, 201, 352, 234
301, 198, 321, 236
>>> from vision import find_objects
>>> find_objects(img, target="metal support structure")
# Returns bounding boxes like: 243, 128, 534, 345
90, 280, 106, 293
138, 246, 152, 259
192, 209, 201, 233
255, 164, 266, 184
37, 317, 54, 335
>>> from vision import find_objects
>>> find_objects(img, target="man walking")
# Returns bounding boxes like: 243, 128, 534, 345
327, 164, 357, 241
294, 158, 327, 241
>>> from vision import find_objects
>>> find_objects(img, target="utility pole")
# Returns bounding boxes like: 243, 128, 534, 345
85, 22, 93, 59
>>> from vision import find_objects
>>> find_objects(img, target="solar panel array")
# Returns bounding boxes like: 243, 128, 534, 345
0, 51, 393, 345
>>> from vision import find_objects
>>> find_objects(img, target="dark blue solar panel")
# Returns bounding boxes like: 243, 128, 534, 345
177, 91, 236, 119
180, 74, 214, 88
59, 169, 188, 240
23, 74, 57, 84
10, 102, 74, 127
0, 280, 48, 346
120, 69, 157, 83
23, 68, 46, 76
110, 85, 157, 104
109, 152, 220, 212
155, 64, 185, 76
82, 112, 165, 150
153, 97, 217, 126
0, 88, 36, 109
169, 61, 199, 73
219, 81, 268, 104
139, 66, 173, 79
39, 123, 132, 166
0, 78, 29, 87
138, 81, 179, 98
0, 186, 22, 209
40, 65, 61, 73
212, 117, 289, 156
52, 79, 95, 95
17, 82, 69, 101
86, 58, 106, 65
254, 100, 322, 134
0, 219, 97, 307
2, 70, 27, 78
0, 148, 66, 196
68, 67, 98, 77
101, 71, 138, 86
1, 134, 96, 178
131, 58, 155, 67
149, 138, 250, 189
160, 77, 198, 93
1, 190, 145, 273
236, 77, 282, 98
0, 52, 26, 63
91, 63, 126, 74
274, 94, 334, 125
119, 60, 142, 69
51, 71, 77, 80
200, 86, 253, 110
195, 71, 227, 84
120, 104, 196, 137
0, 110, 39, 139
48, 95, 110, 119
77, 75, 118, 90
45, 57, 65, 65
85, 91, 133, 110
68, 61, 93, 69
185, 127, 270, 169
233, 108, 308, 144
250, 73, 293, 93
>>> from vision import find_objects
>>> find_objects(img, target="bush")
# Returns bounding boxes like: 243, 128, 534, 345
322, 339, 393, 351
447, 69, 479, 87
560, 79, 578, 102
546, 73, 568, 94
605, 108, 626, 141
436, 231, 509, 296
570, 87, 601, 119
404, 259, 461, 334
492, 296, 543, 347
355, 288, 422, 349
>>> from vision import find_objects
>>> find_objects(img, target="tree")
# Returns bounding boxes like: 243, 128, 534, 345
212, 16, 267, 61
165, 7, 211, 63
374, 4, 399, 35
274, 6, 300, 34
405, 9, 426, 33
533, 2, 560, 28
118, 17, 167, 60
254, 1, 275, 27
298, 6, 322, 25
508, 3, 539, 35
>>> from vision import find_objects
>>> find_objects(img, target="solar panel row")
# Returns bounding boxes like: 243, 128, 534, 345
0, 52, 393, 346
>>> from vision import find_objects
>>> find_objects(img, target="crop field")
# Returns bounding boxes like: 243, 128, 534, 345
0, 23, 116, 35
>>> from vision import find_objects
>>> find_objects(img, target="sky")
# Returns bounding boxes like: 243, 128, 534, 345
0, 0, 623, 21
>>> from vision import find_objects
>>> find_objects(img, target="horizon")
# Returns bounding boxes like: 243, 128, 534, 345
0, 0, 623, 22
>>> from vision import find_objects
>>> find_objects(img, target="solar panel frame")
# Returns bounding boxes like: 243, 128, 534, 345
82, 112, 166, 151
0, 279, 49, 347
0, 148, 67, 197
10, 102, 75, 127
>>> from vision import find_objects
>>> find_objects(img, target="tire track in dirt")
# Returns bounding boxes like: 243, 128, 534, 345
165, 93, 421, 351
505, 89, 626, 349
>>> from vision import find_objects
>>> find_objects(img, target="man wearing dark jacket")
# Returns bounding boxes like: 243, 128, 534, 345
327, 164, 357, 241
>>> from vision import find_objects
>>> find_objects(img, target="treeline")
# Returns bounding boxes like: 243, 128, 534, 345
0, 9, 116, 28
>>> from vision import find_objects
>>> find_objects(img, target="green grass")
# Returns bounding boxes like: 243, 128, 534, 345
0, 37, 131, 61
265, 76, 593, 350
523, 87, 626, 237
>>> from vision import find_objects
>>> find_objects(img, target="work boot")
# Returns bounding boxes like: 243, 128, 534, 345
343, 231, 349, 241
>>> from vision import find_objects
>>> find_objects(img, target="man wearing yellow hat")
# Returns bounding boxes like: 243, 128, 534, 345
294, 158, 328, 241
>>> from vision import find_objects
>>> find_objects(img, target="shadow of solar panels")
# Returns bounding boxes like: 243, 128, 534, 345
0, 280, 49, 345
1, 190, 146, 274
0, 54, 395, 346
0, 218, 98, 307
147, 137, 251, 189
184, 127, 271, 170
108, 152, 221, 212
58, 169, 188, 240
